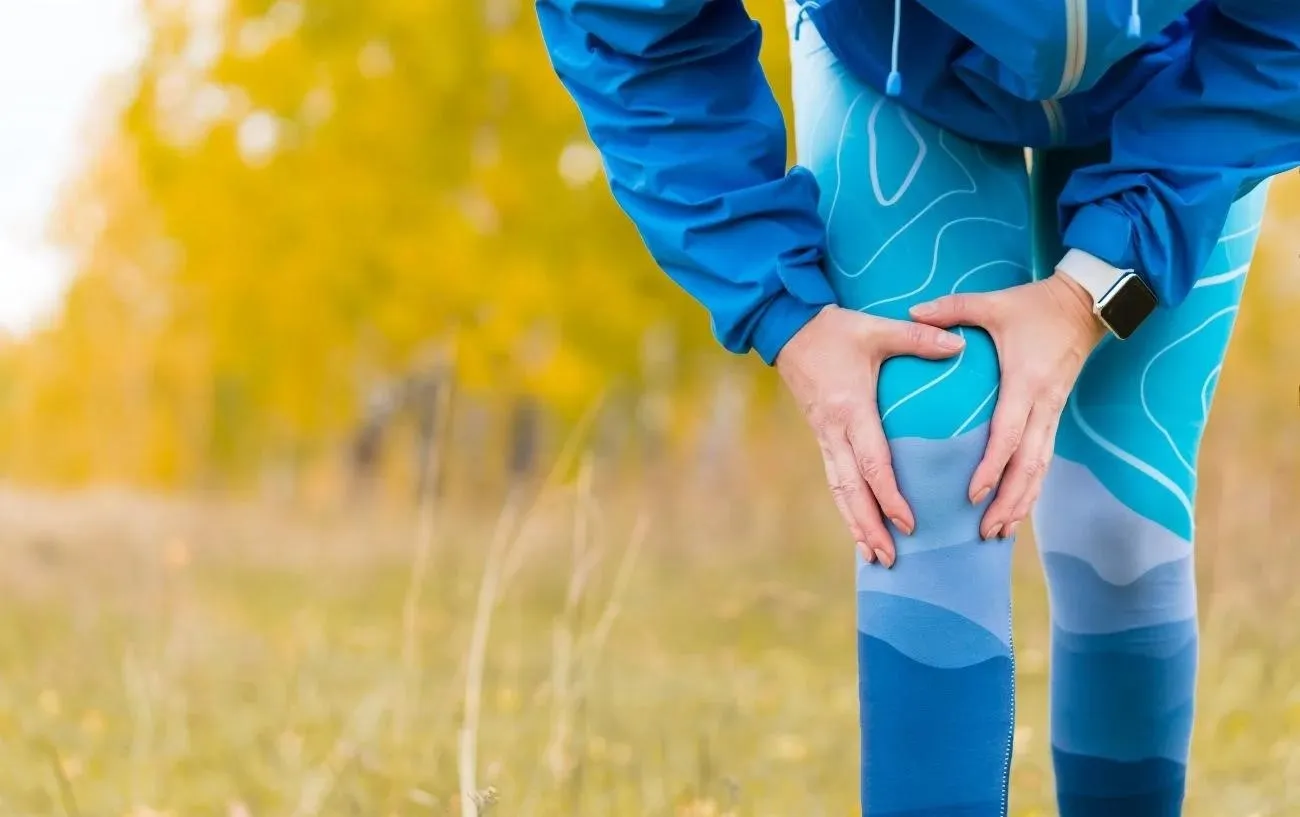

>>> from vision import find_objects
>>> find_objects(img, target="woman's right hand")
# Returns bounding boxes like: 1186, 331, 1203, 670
775, 305, 966, 567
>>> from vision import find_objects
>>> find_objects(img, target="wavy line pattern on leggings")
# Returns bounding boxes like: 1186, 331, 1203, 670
879, 260, 1029, 422
857, 429, 1013, 816
786, 4, 1265, 815
1036, 459, 1198, 816
787, 12, 1029, 814
798, 58, 1029, 442
1037, 183, 1266, 817
1055, 184, 1267, 541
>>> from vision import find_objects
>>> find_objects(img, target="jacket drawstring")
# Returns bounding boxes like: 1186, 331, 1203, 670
802, 0, 1131, 95
1127, 0, 1142, 38
792, 1, 819, 41
886, 0, 902, 96
795, 0, 900, 97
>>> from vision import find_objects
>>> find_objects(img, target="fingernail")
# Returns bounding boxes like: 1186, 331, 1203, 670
971, 486, 991, 505
889, 516, 913, 536
1006, 521, 1020, 539
986, 524, 1002, 541
873, 548, 892, 568
911, 302, 937, 317
858, 542, 873, 563
938, 332, 964, 350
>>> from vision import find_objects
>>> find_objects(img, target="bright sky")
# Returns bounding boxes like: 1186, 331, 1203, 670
0, 0, 145, 335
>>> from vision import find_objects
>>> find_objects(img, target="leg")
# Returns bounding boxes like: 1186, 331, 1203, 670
1030, 149, 1268, 816
786, 6, 1033, 813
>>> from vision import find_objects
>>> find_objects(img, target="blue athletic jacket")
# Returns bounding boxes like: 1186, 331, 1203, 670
536, 0, 1300, 363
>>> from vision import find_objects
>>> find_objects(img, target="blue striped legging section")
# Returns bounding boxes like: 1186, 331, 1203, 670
785, 3, 1267, 814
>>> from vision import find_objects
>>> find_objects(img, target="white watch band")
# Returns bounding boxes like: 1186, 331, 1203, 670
1056, 248, 1129, 305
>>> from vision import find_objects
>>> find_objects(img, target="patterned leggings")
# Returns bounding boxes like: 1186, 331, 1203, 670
784, 4, 1268, 814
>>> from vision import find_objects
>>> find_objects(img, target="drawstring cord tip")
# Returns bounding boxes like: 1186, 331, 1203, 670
792, 2, 818, 41
886, 0, 903, 97
1127, 12, 1142, 38
885, 70, 902, 97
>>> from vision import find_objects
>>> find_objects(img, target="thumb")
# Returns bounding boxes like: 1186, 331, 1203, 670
872, 317, 966, 360
910, 293, 993, 329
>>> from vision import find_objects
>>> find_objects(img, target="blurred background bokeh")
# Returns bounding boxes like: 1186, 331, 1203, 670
1, 0, 1299, 814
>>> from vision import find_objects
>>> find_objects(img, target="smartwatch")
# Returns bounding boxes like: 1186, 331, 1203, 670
1056, 249, 1158, 340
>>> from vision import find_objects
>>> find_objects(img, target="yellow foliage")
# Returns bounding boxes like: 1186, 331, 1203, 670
0, 0, 1295, 490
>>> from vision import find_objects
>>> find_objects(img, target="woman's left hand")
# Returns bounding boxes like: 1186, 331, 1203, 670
909, 272, 1107, 540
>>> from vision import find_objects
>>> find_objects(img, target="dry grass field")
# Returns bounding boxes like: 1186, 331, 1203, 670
0, 398, 1297, 817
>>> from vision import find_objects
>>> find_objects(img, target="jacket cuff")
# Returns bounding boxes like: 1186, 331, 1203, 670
1061, 203, 1138, 274
750, 288, 833, 366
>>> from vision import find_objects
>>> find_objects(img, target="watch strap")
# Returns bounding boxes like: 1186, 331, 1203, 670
1056, 248, 1130, 305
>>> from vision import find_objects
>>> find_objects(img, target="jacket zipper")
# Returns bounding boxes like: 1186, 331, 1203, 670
1041, 99, 1065, 144
1055, 0, 1088, 96
1043, 0, 1087, 143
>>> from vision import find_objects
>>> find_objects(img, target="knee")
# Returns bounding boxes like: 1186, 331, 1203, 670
876, 326, 1001, 441
859, 430, 1013, 661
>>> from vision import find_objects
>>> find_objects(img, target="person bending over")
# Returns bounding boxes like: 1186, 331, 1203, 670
537, 0, 1299, 813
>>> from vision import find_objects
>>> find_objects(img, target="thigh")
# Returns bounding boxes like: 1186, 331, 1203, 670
1031, 148, 1267, 541
786, 0, 1034, 443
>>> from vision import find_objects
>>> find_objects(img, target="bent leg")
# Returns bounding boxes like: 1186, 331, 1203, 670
1031, 148, 1268, 816
787, 6, 1034, 813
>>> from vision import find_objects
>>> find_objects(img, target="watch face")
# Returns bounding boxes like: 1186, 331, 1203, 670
1100, 274, 1158, 340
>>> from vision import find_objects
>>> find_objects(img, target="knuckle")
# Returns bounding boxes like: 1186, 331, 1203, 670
1000, 424, 1023, 450
1041, 386, 1069, 413
829, 480, 859, 499
1023, 456, 1049, 478
846, 424, 886, 454
950, 294, 978, 318
857, 454, 883, 483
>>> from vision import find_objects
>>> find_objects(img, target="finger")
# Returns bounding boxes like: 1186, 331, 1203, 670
818, 434, 880, 564
869, 317, 965, 361
909, 293, 995, 329
982, 402, 1060, 539
845, 407, 915, 537
818, 437, 869, 559
825, 433, 896, 568
969, 384, 1032, 518
1001, 405, 1063, 534
1004, 479, 1042, 541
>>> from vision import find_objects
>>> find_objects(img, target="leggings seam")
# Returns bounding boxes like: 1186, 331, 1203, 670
1000, 596, 1015, 817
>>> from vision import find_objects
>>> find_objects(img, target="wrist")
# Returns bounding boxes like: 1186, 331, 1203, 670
754, 294, 831, 367
1055, 248, 1160, 341
1047, 271, 1107, 347
774, 303, 837, 373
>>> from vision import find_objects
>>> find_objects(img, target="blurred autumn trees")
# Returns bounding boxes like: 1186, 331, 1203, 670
0, 0, 1296, 496
0, 0, 790, 493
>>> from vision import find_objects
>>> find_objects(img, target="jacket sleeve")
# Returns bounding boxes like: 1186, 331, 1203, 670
536, 0, 835, 363
1058, 0, 1300, 307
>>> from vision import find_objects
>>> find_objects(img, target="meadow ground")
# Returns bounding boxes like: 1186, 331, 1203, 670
1, 408, 1298, 817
